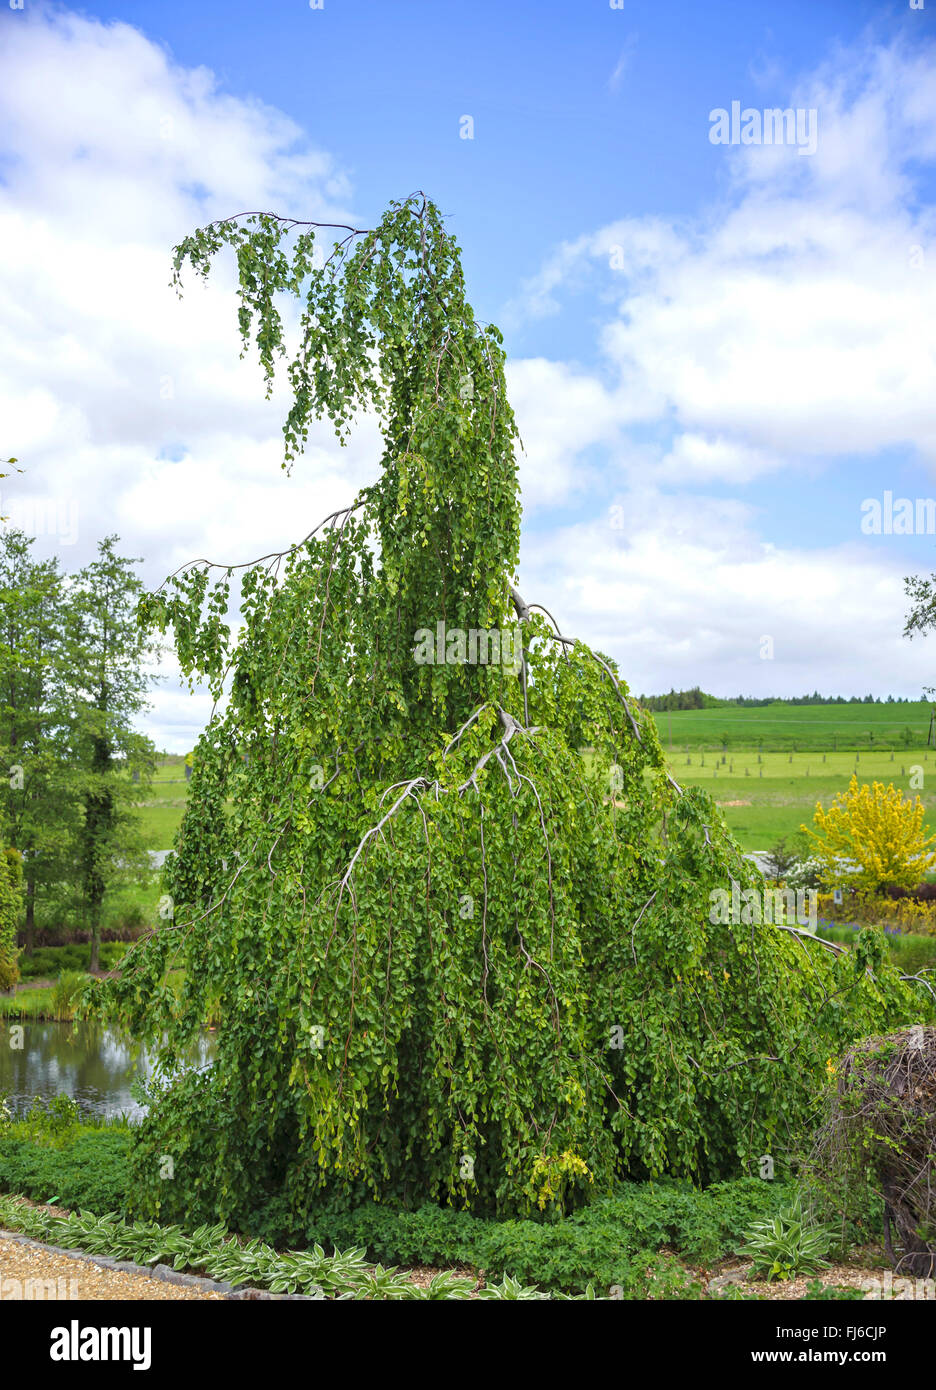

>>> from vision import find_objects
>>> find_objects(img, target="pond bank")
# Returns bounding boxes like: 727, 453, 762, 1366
0, 1020, 216, 1120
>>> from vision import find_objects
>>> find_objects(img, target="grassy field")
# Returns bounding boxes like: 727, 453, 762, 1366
667, 747, 936, 850
649, 700, 933, 753
135, 766, 190, 849
136, 739, 936, 857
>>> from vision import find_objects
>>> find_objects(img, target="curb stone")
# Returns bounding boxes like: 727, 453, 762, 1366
0, 1229, 323, 1300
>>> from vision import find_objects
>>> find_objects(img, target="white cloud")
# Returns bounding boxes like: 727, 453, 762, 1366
506, 358, 632, 506
508, 36, 936, 478
0, 9, 362, 512
506, 35, 936, 697
0, 9, 372, 750
656, 434, 777, 486
520, 503, 933, 700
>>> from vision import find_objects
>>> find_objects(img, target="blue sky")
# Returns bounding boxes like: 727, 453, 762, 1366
1, 0, 935, 745
65, 0, 930, 343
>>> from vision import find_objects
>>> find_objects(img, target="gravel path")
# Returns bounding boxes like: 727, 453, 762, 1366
0, 1236, 224, 1300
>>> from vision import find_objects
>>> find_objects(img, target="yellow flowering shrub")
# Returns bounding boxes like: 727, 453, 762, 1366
803, 777, 936, 896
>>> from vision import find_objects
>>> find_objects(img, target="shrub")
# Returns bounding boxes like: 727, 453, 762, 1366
804, 777, 936, 895
17, 943, 128, 980
19, 1093, 81, 1147
786, 857, 825, 893
48, 970, 90, 1020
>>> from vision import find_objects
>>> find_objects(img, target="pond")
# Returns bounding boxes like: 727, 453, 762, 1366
0, 1021, 216, 1121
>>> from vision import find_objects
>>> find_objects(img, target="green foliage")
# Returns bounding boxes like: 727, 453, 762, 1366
62, 537, 159, 971
739, 1198, 834, 1282
101, 194, 935, 1230
17, 1093, 81, 1146
0, 530, 77, 955
48, 970, 90, 1020
0, 529, 159, 961
227, 1176, 791, 1295
1, 1111, 876, 1298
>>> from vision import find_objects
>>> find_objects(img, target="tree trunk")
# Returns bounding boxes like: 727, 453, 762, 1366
83, 732, 112, 976
23, 875, 35, 956
89, 905, 101, 975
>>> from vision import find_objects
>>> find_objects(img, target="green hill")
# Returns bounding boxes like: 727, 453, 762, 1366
648, 700, 932, 753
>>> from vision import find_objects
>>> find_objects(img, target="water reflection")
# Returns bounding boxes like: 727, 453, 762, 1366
0, 1021, 215, 1121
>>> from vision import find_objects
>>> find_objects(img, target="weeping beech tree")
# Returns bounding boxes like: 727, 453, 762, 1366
105, 195, 929, 1226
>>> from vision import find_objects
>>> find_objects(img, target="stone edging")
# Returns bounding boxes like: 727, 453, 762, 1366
0, 1227, 322, 1300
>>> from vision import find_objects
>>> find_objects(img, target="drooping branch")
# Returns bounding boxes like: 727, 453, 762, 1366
156, 502, 367, 590
509, 583, 679, 788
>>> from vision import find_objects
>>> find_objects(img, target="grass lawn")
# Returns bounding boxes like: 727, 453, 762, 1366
134, 765, 191, 848
133, 742, 936, 861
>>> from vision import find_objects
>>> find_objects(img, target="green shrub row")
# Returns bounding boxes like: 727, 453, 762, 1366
0, 1129, 131, 1213
16, 942, 128, 980
0, 1121, 884, 1295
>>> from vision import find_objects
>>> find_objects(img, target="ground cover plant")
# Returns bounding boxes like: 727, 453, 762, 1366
0, 1105, 893, 1297
0, 1149, 796, 1297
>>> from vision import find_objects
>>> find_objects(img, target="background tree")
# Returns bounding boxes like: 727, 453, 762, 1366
0, 529, 77, 953
762, 838, 797, 884
103, 196, 930, 1229
63, 536, 158, 971
0, 844, 23, 990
